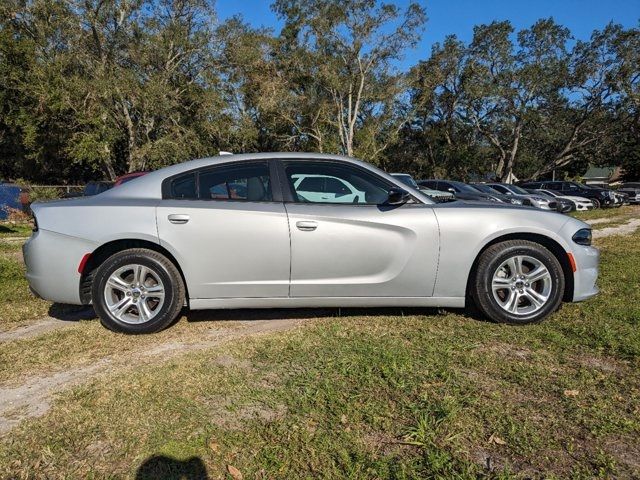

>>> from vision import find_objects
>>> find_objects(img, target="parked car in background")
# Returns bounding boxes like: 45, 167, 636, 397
291, 174, 365, 203
65, 181, 114, 198
418, 180, 503, 203
525, 189, 575, 213
485, 183, 558, 211
613, 192, 628, 206
0, 183, 23, 220
24, 153, 599, 334
391, 173, 455, 202
618, 182, 640, 204
470, 184, 525, 205
114, 171, 149, 187
519, 181, 615, 208
84, 181, 113, 196
533, 188, 595, 211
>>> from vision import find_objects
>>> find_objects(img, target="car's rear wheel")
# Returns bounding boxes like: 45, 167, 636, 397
92, 248, 185, 334
471, 240, 564, 325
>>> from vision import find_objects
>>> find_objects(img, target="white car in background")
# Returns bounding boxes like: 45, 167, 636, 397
535, 189, 594, 211
292, 174, 365, 203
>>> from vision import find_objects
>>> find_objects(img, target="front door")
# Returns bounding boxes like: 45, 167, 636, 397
279, 160, 440, 298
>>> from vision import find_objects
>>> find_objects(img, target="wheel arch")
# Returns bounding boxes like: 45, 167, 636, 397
465, 232, 574, 303
79, 239, 189, 305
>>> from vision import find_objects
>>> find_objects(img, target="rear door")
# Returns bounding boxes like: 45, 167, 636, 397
279, 160, 440, 298
157, 160, 290, 299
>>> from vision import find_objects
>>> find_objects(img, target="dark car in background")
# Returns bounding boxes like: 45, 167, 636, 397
418, 179, 504, 203
470, 183, 525, 205
84, 181, 113, 196
618, 182, 640, 204
520, 180, 616, 208
0, 183, 25, 220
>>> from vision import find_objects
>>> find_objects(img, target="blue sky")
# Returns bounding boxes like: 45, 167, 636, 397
216, 0, 639, 70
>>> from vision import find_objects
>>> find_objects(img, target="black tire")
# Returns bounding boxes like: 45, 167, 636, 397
92, 248, 185, 334
592, 198, 601, 209
470, 240, 565, 325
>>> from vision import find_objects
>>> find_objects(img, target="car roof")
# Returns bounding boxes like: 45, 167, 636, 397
98, 153, 433, 202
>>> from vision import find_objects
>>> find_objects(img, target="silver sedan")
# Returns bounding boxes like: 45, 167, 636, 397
23, 153, 599, 333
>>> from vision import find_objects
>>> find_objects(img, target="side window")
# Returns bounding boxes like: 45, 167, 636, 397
440, 182, 455, 192
564, 182, 578, 192
285, 162, 392, 205
199, 162, 272, 202
170, 172, 197, 199
492, 185, 509, 194
421, 181, 438, 190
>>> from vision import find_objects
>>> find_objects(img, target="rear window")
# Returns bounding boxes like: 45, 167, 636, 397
170, 173, 197, 199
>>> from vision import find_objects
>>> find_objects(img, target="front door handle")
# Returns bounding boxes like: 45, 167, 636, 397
296, 220, 318, 231
168, 214, 190, 224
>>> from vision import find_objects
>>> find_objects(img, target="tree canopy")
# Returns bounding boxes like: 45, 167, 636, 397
0, 0, 638, 183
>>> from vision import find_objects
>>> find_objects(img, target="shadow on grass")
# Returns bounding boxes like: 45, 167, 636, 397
47, 303, 96, 321
184, 305, 488, 323
136, 455, 208, 480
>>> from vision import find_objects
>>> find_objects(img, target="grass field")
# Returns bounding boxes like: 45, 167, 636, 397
0, 207, 638, 479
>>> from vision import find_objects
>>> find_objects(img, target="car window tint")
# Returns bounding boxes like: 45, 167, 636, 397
170, 173, 197, 199
199, 162, 272, 201
285, 162, 391, 205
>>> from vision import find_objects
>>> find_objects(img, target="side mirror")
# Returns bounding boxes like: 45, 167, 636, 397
387, 187, 411, 205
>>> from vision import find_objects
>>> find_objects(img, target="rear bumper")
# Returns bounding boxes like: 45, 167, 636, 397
22, 229, 97, 305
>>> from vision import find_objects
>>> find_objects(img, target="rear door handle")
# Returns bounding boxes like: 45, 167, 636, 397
296, 220, 318, 231
168, 214, 190, 224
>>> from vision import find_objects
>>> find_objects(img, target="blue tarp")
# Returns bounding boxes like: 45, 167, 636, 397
0, 184, 22, 220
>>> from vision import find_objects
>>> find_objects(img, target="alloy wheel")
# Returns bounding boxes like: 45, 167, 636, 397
491, 255, 553, 316
104, 264, 165, 324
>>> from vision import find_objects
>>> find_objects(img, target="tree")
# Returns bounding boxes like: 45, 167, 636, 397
272, 0, 426, 162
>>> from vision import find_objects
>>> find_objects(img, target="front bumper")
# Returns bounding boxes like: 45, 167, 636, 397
23, 229, 97, 305
571, 244, 600, 302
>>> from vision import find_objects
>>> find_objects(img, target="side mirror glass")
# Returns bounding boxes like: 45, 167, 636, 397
386, 187, 411, 205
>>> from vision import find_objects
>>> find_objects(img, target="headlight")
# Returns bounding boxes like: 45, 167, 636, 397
509, 198, 523, 205
572, 228, 592, 246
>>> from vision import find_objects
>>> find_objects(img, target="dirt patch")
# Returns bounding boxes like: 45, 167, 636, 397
477, 342, 534, 360
213, 354, 253, 370
210, 403, 288, 429
0, 318, 309, 435
592, 219, 640, 239
586, 216, 629, 226
0, 318, 78, 343
573, 353, 625, 373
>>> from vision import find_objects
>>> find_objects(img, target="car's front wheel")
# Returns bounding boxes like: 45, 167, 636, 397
92, 248, 185, 334
471, 240, 565, 325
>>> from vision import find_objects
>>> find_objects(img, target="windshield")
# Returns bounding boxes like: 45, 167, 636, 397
472, 184, 501, 195
505, 185, 529, 194
450, 181, 480, 193
392, 174, 418, 189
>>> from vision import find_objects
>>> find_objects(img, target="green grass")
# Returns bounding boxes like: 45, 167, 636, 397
0, 222, 32, 238
571, 205, 637, 222
0, 226, 639, 478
